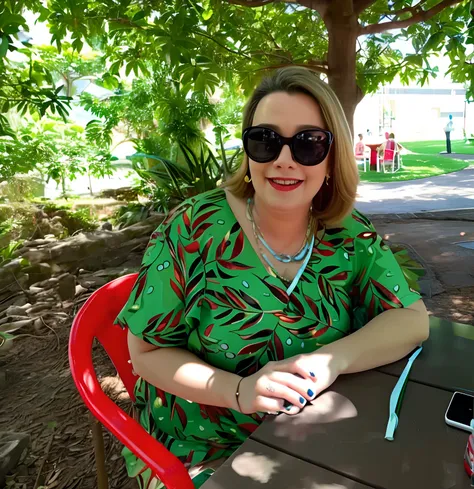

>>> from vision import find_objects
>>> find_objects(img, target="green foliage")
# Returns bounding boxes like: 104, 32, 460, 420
0, 117, 115, 195
130, 142, 225, 202
111, 202, 157, 229
0, 240, 24, 266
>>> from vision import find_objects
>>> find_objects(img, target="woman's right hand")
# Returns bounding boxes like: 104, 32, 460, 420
237, 361, 317, 415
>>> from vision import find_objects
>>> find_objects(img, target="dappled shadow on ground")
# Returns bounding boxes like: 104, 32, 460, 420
424, 287, 474, 326
0, 301, 136, 489
0, 283, 472, 489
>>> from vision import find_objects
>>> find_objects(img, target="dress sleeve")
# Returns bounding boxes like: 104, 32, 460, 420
351, 211, 422, 329
115, 203, 203, 347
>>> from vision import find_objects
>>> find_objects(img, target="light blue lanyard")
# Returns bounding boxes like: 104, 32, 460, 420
285, 234, 315, 296
385, 346, 423, 441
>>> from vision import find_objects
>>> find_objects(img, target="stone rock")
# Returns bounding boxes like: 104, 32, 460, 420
5, 305, 29, 317
25, 303, 50, 315
0, 319, 34, 333
58, 274, 76, 301
101, 221, 113, 231
24, 262, 52, 286
0, 432, 30, 486
75, 284, 88, 296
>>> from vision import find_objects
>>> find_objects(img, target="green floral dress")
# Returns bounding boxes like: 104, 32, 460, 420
115, 188, 421, 488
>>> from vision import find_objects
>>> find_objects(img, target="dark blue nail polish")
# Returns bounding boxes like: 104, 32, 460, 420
299, 396, 305, 405
310, 371, 315, 377
286, 404, 293, 411
307, 389, 314, 397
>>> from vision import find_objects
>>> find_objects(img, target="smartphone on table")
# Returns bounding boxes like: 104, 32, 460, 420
445, 391, 474, 433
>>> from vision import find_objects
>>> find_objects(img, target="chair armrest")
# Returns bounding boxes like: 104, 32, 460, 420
75, 370, 194, 489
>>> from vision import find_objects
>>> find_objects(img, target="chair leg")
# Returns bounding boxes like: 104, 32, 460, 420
90, 415, 109, 489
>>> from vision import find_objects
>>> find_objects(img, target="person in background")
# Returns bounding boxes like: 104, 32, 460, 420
377, 133, 403, 170
354, 133, 365, 158
444, 114, 454, 154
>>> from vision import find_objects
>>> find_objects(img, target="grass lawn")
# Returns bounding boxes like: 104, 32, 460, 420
402, 139, 474, 155
359, 139, 473, 183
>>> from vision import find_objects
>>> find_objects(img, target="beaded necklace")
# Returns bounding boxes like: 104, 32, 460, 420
246, 198, 315, 286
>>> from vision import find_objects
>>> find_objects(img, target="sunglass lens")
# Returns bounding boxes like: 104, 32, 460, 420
245, 127, 280, 162
294, 130, 331, 165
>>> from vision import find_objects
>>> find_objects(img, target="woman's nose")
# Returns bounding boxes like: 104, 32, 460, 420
273, 144, 296, 168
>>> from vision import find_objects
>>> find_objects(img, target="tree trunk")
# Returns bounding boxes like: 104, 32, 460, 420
325, 8, 362, 138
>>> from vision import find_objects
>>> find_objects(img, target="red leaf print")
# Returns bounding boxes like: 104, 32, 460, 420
204, 324, 214, 336
371, 279, 402, 306
184, 241, 200, 254
224, 286, 247, 309
168, 309, 183, 330
134, 272, 147, 302
239, 423, 258, 434
177, 242, 186, 271
238, 341, 267, 355
329, 271, 348, 281
312, 325, 329, 338
174, 261, 185, 288
201, 237, 213, 263
368, 295, 376, 318
194, 222, 213, 239
274, 333, 284, 360
261, 280, 289, 304
318, 275, 327, 298
192, 210, 218, 231
182, 209, 191, 234
203, 297, 219, 310
275, 313, 302, 323
340, 297, 351, 313
175, 404, 188, 430
379, 299, 394, 310
156, 310, 174, 332
316, 248, 336, 257
216, 233, 229, 260
304, 295, 319, 317
239, 312, 264, 330
357, 231, 377, 241
218, 260, 253, 270
170, 279, 184, 302
230, 230, 244, 259
290, 294, 305, 315
155, 388, 168, 408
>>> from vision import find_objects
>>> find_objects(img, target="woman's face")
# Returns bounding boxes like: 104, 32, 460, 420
248, 91, 330, 213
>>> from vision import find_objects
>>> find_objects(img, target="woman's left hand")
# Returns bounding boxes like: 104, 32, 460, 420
275, 350, 346, 411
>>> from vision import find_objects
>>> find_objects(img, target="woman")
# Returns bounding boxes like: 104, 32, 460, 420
116, 66, 429, 488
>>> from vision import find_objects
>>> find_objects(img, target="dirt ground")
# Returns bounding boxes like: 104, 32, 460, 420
1, 277, 473, 489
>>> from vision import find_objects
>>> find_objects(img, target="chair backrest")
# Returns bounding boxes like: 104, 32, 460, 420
69, 273, 139, 401
382, 139, 396, 162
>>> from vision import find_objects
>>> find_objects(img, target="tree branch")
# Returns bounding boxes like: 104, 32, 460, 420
361, 0, 462, 35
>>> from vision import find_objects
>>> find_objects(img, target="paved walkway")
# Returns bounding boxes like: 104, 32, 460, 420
356, 166, 474, 214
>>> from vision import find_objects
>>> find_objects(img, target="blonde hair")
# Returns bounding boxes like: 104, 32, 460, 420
222, 66, 359, 225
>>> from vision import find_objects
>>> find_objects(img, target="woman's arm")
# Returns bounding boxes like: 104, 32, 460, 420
128, 331, 241, 409
128, 331, 317, 414
316, 299, 429, 374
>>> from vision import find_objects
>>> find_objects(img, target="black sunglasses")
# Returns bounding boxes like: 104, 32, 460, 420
242, 126, 334, 166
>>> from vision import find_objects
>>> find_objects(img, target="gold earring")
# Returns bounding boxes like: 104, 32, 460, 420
244, 175, 252, 183
325, 175, 330, 186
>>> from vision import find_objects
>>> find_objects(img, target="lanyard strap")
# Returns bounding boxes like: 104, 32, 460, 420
286, 234, 315, 297
385, 346, 423, 441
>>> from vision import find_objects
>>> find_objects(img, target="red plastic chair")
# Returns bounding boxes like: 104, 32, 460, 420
69, 273, 194, 489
